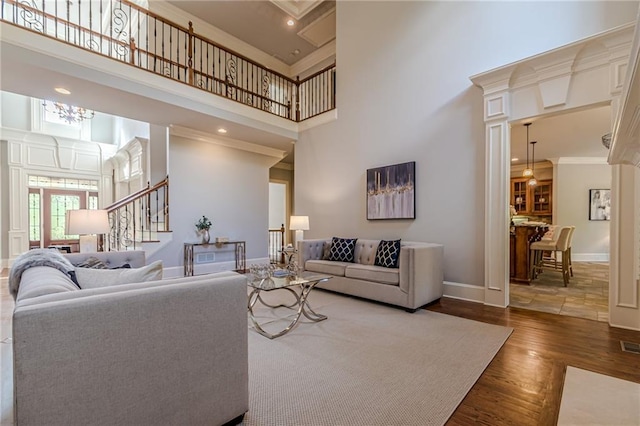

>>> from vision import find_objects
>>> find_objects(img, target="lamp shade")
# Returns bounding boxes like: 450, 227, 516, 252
289, 215, 309, 231
66, 209, 110, 235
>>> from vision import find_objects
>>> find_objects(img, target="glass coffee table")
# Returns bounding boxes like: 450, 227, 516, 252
247, 273, 331, 339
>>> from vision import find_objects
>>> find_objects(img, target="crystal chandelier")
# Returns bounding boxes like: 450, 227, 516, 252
43, 101, 95, 124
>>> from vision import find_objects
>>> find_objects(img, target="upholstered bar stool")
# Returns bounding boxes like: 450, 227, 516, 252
529, 226, 573, 286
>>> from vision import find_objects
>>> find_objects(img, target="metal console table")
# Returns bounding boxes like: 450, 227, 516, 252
184, 241, 246, 276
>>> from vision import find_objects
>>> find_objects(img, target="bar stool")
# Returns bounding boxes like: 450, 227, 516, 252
529, 226, 573, 286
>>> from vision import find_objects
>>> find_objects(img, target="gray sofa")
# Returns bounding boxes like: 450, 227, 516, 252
298, 239, 444, 311
11, 250, 248, 426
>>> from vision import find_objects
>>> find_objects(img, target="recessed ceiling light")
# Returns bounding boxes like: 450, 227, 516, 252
511, 158, 519, 162
55, 87, 71, 95
287, 19, 295, 27
217, 128, 227, 134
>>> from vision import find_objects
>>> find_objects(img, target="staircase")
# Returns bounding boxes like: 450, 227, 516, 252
105, 176, 171, 256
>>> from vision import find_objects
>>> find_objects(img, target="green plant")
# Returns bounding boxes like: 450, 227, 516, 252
195, 215, 212, 231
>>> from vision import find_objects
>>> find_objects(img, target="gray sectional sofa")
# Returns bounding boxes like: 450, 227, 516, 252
298, 238, 444, 311
11, 250, 248, 426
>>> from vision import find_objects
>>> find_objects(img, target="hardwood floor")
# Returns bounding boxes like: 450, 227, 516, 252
428, 298, 640, 425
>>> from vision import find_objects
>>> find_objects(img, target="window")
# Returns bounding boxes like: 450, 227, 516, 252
28, 175, 100, 250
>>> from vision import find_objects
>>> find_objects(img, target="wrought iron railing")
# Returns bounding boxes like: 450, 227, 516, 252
268, 224, 285, 265
105, 176, 169, 251
1, 0, 336, 122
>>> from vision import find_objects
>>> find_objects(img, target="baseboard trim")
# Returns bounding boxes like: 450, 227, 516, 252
443, 281, 485, 304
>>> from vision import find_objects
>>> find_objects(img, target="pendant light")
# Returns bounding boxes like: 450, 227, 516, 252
528, 140, 537, 186
522, 123, 533, 177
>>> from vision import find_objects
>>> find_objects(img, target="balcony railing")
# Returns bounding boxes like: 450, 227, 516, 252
1, 0, 335, 122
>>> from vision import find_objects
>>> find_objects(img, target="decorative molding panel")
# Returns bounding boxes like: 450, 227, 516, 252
9, 231, 26, 259
484, 121, 509, 303
73, 152, 101, 173
486, 94, 507, 120
26, 145, 58, 169
611, 60, 628, 94
538, 74, 571, 109
9, 141, 23, 165
9, 167, 23, 230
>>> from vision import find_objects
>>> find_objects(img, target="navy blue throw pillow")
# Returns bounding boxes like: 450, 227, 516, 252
328, 237, 358, 262
374, 239, 401, 268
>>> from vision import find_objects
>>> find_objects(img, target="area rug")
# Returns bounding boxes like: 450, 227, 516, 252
243, 289, 513, 426
558, 366, 640, 425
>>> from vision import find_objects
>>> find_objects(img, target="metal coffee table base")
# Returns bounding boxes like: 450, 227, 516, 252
248, 281, 327, 339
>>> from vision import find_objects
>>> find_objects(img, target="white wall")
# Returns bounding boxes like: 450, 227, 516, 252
151, 135, 274, 270
295, 1, 638, 288
556, 162, 611, 260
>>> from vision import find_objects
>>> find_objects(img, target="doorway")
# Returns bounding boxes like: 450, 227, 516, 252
507, 107, 612, 322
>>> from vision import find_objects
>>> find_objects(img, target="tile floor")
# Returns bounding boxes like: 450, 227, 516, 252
510, 261, 609, 322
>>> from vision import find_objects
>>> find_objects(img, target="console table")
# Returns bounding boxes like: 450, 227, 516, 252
184, 241, 246, 276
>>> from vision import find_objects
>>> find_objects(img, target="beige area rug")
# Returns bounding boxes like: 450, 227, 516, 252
243, 290, 513, 426
558, 366, 640, 426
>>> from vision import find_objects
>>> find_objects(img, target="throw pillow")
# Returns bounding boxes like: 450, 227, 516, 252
75, 260, 163, 290
328, 237, 358, 262
322, 242, 332, 260
74, 256, 108, 269
374, 239, 401, 268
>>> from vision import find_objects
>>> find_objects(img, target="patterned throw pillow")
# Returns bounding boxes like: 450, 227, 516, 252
322, 242, 332, 260
328, 237, 358, 262
374, 239, 401, 268
75, 256, 108, 269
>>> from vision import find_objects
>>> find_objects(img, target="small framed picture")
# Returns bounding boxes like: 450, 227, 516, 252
589, 189, 611, 221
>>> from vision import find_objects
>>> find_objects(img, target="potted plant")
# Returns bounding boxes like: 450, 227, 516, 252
196, 215, 212, 243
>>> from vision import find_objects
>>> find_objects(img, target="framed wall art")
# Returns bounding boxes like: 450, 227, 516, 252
366, 161, 415, 220
589, 189, 611, 221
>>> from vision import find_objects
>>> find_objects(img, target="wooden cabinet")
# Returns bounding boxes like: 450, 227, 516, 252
511, 178, 552, 216
531, 180, 552, 215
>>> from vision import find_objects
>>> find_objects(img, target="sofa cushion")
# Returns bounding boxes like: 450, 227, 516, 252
345, 264, 400, 285
75, 260, 163, 289
305, 260, 348, 277
374, 239, 401, 268
353, 239, 380, 265
329, 237, 358, 262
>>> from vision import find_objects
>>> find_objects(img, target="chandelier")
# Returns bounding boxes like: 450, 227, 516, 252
43, 101, 95, 124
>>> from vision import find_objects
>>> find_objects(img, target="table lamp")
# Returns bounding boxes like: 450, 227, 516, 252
289, 215, 309, 249
66, 209, 110, 253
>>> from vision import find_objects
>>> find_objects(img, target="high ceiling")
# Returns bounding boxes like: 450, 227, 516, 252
167, 0, 336, 66
1, 2, 614, 166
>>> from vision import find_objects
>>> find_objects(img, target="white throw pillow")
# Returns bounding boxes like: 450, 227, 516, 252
75, 260, 163, 289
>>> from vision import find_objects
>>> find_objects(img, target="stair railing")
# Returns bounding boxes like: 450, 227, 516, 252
268, 224, 285, 264
1, 0, 336, 122
105, 176, 169, 251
